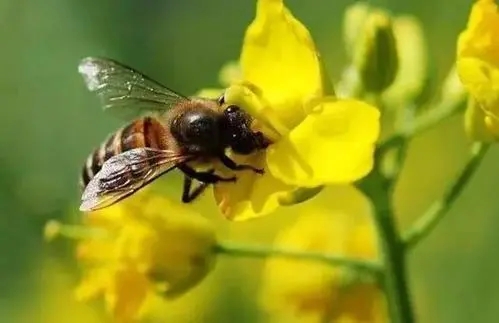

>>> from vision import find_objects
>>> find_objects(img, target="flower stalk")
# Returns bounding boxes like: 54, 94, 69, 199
373, 196, 415, 323
214, 241, 383, 276
357, 162, 415, 323
403, 142, 490, 249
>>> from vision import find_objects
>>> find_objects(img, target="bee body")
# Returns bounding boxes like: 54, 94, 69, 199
77, 56, 269, 211
81, 116, 169, 187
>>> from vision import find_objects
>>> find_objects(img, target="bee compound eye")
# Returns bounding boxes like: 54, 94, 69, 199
225, 105, 240, 114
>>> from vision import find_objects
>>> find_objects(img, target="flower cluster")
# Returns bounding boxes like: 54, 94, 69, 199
457, 0, 499, 140
48, 190, 217, 322
208, 0, 381, 221
259, 188, 386, 322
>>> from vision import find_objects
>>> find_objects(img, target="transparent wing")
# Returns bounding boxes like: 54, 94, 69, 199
78, 57, 189, 119
80, 148, 192, 212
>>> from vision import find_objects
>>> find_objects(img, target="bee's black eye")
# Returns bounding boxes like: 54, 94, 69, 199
225, 105, 240, 114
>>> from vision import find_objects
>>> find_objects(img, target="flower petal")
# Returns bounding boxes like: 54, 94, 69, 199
259, 185, 384, 321
457, 0, 499, 64
213, 152, 295, 221
241, 0, 322, 129
75, 268, 108, 302
106, 266, 149, 322
464, 98, 496, 141
457, 57, 499, 116
194, 88, 224, 100
266, 99, 380, 186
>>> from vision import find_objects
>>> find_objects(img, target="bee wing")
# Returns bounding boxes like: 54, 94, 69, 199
78, 57, 189, 120
80, 147, 192, 212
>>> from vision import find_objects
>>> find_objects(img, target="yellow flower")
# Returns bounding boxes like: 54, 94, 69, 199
457, 0, 499, 139
212, 0, 380, 221
259, 187, 387, 322
73, 190, 217, 322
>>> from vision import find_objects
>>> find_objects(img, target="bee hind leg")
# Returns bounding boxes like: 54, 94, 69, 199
181, 176, 209, 203
219, 154, 264, 174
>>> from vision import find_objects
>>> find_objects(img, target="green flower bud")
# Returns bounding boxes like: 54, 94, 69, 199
343, 2, 372, 58
354, 9, 398, 94
383, 15, 429, 108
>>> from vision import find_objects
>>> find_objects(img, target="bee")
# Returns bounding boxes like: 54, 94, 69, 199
78, 57, 269, 212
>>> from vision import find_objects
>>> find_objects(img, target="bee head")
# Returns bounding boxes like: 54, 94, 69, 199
223, 105, 267, 155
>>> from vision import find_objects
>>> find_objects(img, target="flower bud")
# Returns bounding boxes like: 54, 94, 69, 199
383, 15, 429, 107
44, 220, 61, 241
343, 2, 371, 58
353, 9, 398, 94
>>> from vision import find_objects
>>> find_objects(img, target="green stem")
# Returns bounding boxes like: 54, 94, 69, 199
358, 172, 415, 323
214, 242, 382, 275
403, 142, 490, 249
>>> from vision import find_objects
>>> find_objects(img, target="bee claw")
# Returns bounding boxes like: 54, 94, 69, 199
254, 168, 264, 175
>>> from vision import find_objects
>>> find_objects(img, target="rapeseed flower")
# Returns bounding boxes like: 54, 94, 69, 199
210, 0, 380, 221
457, 0, 499, 139
51, 190, 217, 322
259, 187, 386, 322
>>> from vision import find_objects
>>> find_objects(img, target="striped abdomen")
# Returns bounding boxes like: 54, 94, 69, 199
80, 116, 169, 187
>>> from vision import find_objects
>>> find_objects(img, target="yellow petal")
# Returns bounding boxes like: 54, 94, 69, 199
485, 113, 499, 137
458, 0, 499, 64
457, 0, 499, 124
241, 0, 322, 129
75, 268, 108, 302
106, 266, 149, 322
457, 57, 499, 116
260, 186, 385, 321
266, 99, 380, 186
213, 152, 295, 221
464, 98, 496, 141
224, 83, 285, 140
194, 88, 224, 100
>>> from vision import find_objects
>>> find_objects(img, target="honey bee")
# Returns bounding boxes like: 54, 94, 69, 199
78, 57, 269, 212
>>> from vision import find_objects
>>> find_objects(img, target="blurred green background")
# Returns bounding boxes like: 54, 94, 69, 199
2, 0, 499, 322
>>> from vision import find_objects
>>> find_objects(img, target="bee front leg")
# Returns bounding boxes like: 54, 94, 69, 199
219, 154, 264, 174
178, 164, 237, 184
181, 176, 210, 203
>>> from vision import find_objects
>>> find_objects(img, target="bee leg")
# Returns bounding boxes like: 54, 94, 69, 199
219, 154, 264, 174
182, 175, 209, 203
178, 164, 237, 184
